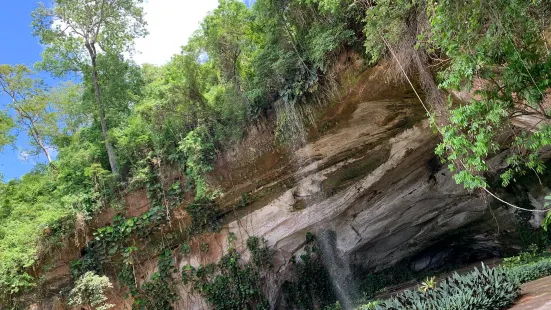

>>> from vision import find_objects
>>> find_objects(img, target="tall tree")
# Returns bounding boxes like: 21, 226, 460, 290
201, 0, 251, 84
0, 111, 14, 152
0, 65, 57, 163
32, 0, 147, 176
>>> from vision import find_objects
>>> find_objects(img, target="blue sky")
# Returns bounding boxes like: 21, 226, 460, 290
0, 0, 234, 181
0, 0, 46, 180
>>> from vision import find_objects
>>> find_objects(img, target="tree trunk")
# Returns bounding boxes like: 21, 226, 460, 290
86, 43, 119, 176
27, 118, 52, 163
3, 93, 54, 164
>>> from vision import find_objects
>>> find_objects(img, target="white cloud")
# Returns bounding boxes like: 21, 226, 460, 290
17, 149, 36, 165
133, 0, 219, 66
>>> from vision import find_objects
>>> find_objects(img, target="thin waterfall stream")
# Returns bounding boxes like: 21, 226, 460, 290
279, 98, 359, 309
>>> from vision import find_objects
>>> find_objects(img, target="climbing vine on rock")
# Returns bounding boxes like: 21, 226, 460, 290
282, 233, 338, 310
187, 199, 221, 233
182, 236, 272, 310
132, 249, 179, 310
70, 160, 185, 278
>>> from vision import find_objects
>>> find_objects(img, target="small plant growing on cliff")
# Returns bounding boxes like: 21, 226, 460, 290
68, 271, 114, 310
542, 195, 551, 232
282, 233, 338, 309
200, 241, 210, 253
418, 276, 436, 293
247, 236, 273, 268
358, 301, 379, 310
184, 236, 272, 310
132, 249, 178, 310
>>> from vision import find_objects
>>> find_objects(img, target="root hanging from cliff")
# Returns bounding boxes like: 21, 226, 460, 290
74, 212, 88, 247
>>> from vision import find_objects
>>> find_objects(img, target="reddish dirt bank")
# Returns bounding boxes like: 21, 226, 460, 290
510, 275, 551, 310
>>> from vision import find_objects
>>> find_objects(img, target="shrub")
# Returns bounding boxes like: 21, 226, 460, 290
358, 300, 379, 310
373, 264, 519, 310
508, 258, 551, 284
67, 271, 114, 310
131, 249, 178, 310
281, 233, 337, 309
502, 245, 551, 268
188, 248, 269, 310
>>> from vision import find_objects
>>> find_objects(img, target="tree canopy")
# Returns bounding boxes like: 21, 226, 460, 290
2, 0, 551, 307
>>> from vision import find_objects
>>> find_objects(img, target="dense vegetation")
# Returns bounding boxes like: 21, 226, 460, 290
0, 0, 360, 306
362, 252, 551, 310
1, 0, 551, 308
373, 264, 519, 310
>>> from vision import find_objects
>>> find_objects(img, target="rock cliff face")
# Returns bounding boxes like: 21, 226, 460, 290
167, 62, 516, 309
33, 61, 526, 309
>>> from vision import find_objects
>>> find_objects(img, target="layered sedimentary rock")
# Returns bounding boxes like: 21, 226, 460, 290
32, 62, 530, 309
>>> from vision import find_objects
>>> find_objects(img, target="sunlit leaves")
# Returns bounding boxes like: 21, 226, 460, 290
363, 0, 417, 65
32, 0, 147, 75
426, 0, 551, 189
0, 64, 60, 161
0, 111, 14, 150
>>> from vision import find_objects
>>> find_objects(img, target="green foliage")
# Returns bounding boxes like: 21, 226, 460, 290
0, 169, 70, 304
427, 0, 551, 188
508, 257, 551, 284
192, 249, 269, 310
183, 237, 272, 310
362, 0, 551, 190
323, 301, 342, 310
0, 64, 58, 161
247, 236, 273, 269
501, 248, 551, 285
186, 200, 220, 233
361, 253, 551, 310
178, 126, 216, 200
358, 300, 379, 310
542, 195, 551, 232
362, 0, 417, 65
32, 0, 147, 76
200, 0, 252, 83
118, 263, 137, 296
0, 109, 14, 150
418, 276, 436, 293
502, 244, 551, 268
435, 98, 506, 189
1, 0, 364, 304
246, 0, 358, 118
374, 264, 519, 310
282, 234, 337, 309
132, 249, 178, 310
68, 271, 114, 310
92, 207, 167, 252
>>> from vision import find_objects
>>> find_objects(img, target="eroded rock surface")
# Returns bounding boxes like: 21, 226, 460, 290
30, 64, 527, 309
171, 76, 517, 307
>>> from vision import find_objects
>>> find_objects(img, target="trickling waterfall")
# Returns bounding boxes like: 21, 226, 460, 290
317, 230, 359, 310
277, 97, 359, 308
274, 99, 318, 148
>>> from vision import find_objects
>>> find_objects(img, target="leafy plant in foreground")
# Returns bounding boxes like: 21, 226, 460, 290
374, 264, 518, 310
68, 271, 114, 310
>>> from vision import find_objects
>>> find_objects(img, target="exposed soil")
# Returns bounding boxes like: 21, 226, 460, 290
510, 275, 551, 310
